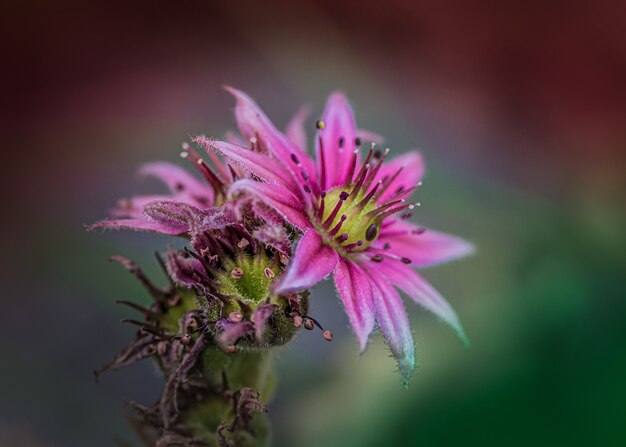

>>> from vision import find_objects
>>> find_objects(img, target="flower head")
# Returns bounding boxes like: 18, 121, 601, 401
199, 88, 474, 384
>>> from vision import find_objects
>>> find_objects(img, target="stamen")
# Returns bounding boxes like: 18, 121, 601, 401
349, 163, 370, 198
317, 191, 326, 219
343, 240, 363, 251
344, 149, 359, 186
328, 214, 347, 236
323, 330, 334, 341
264, 267, 275, 279
370, 254, 384, 263
377, 163, 405, 198
237, 238, 250, 249
322, 192, 348, 228
362, 147, 389, 191
182, 148, 224, 193
355, 179, 382, 209
412, 227, 427, 235
354, 137, 361, 147
335, 233, 349, 243
366, 199, 406, 218
318, 135, 327, 191
303, 184, 312, 193
230, 267, 244, 279
290, 153, 300, 165
338, 137, 345, 148
374, 203, 416, 221
316, 120, 325, 130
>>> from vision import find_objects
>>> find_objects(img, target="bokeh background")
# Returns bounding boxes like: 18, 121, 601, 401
2, 1, 625, 446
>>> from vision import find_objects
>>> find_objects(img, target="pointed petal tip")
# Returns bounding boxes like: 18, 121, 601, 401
223, 85, 251, 103
398, 350, 416, 388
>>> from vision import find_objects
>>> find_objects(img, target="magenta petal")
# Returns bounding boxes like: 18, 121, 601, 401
377, 220, 475, 268
374, 151, 424, 203
376, 259, 468, 346
165, 247, 208, 287
356, 128, 385, 145
139, 162, 215, 206
229, 180, 311, 231
196, 138, 297, 190
333, 259, 375, 351
274, 229, 339, 294
109, 194, 173, 218
285, 105, 311, 152
251, 303, 275, 341
89, 218, 185, 234
316, 92, 358, 189
224, 87, 318, 186
361, 262, 415, 385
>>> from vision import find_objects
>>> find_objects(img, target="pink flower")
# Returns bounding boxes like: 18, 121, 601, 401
198, 88, 474, 384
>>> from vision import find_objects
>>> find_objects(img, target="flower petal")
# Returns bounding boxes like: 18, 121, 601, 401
333, 259, 375, 351
224, 87, 318, 186
374, 151, 424, 203
361, 262, 415, 386
356, 128, 385, 145
110, 194, 173, 219
196, 138, 297, 190
376, 259, 468, 346
285, 105, 311, 152
274, 229, 339, 294
376, 219, 475, 267
89, 218, 185, 234
252, 303, 276, 341
143, 200, 204, 233
229, 179, 311, 231
165, 248, 209, 288
316, 92, 358, 189
139, 162, 214, 207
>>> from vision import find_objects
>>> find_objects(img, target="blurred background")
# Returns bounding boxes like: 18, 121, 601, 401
2, 1, 625, 445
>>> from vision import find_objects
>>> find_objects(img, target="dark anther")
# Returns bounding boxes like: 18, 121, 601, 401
338, 137, 345, 148
401, 257, 412, 264
303, 319, 315, 330
354, 137, 361, 146
303, 184, 312, 193
383, 242, 391, 249
301, 170, 309, 181
365, 223, 378, 241
339, 191, 349, 200
290, 153, 300, 164
370, 254, 384, 263
373, 150, 382, 159
175, 182, 185, 192
412, 227, 427, 235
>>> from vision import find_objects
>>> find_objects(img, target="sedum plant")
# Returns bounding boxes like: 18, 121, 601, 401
91, 87, 473, 446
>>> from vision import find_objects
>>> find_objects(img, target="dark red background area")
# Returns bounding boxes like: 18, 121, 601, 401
1, 1, 624, 446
